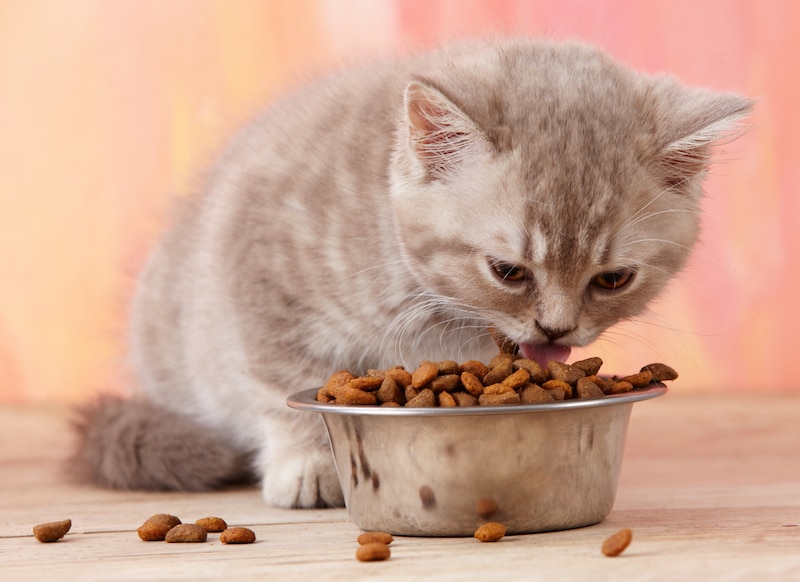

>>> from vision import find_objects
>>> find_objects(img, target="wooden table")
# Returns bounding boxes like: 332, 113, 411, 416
1, 393, 798, 581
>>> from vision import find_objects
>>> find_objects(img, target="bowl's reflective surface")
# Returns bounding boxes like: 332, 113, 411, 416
288, 386, 666, 536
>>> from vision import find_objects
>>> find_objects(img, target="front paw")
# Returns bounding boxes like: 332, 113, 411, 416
261, 448, 344, 509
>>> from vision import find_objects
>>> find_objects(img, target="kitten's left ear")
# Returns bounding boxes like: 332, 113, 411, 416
655, 85, 753, 191
404, 81, 491, 180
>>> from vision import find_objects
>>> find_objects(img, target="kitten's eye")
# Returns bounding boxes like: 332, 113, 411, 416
591, 269, 636, 291
490, 261, 528, 283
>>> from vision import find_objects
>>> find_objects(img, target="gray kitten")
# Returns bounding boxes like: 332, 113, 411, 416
71, 39, 751, 508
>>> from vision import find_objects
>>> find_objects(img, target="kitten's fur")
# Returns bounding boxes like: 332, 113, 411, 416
71, 39, 751, 508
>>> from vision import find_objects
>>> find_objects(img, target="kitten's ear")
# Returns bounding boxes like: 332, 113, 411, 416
404, 81, 490, 179
656, 87, 753, 192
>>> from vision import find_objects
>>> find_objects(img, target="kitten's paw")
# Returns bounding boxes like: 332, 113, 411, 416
262, 448, 344, 509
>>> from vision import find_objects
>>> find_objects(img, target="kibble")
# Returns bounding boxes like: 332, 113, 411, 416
164, 523, 207, 543
315, 335, 676, 407
601, 527, 633, 557
357, 531, 394, 545
474, 522, 507, 542
195, 516, 227, 532
137, 521, 173, 541
33, 519, 71, 543
220, 527, 256, 544
356, 541, 391, 562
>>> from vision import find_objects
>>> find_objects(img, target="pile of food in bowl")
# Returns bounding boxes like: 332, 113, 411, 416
288, 332, 676, 537
314, 350, 677, 408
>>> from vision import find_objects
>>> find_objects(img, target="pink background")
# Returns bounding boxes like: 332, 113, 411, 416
1, 0, 797, 402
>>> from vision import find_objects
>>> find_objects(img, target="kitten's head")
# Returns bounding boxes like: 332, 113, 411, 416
390, 41, 751, 366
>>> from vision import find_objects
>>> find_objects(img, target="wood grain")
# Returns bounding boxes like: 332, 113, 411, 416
1, 394, 799, 580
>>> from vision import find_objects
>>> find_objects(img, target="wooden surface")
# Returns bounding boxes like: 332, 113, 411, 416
1, 393, 799, 581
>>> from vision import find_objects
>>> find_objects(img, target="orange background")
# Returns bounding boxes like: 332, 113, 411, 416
1, 0, 798, 403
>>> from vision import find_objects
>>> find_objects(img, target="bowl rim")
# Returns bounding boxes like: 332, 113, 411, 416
286, 385, 667, 417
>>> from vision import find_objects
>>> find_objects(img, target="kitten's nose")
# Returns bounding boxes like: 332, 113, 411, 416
536, 323, 573, 342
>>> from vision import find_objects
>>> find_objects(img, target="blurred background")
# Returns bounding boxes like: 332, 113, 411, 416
1, 0, 797, 403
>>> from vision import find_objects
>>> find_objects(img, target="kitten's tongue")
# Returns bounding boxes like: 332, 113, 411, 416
519, 343, 572, 368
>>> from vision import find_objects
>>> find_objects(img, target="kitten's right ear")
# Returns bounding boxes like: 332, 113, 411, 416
404, 81, 490, 180
655, 87, 753, 192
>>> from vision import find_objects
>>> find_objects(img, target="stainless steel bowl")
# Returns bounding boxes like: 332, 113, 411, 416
287, 386, 666, 536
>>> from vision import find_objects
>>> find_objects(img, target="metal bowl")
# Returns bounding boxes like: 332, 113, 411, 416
287, 385, 666, 536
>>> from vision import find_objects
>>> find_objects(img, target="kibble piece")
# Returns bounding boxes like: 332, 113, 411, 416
412, 362, 439, 388
606, 380, 634, 395
165, 523, 208, 543
404, 385, 420, 401
33, 519, 71, 543
438, 391, 457, 407
459, 360, 490, 380
501, 368, 530, 389
451, 391, 479, 407
484, 355, 515, 384
512, 358, 548, 383
348, 376, 384, 392
547, 361, 585, 384
335, 384, 378, 405
145, 513, 182, 528
386, 367, 413, 388
474, 522, 506, 542
220, 527, 256, 544
461, 371, 485, 397
542, 379, 573, 399
322, 370, 355, 399
571, 356, 603, 376
195, 516, 227, 532
316, 388, 334, 403
356, 542, 391, 562
479, 391, 521, 406
406, 388, 436, 408
641, 363, 678, 382
377, 376, 404, 405
137, 521, 173, 541
357, 531, 394, 545
601, 527, 633, 557
435, 360, 461, 375
576, 376, 606, 400
621, 370, 653, 388
483, 382, 515, 395
520, 383, 555, 404
430, 374, 461, 393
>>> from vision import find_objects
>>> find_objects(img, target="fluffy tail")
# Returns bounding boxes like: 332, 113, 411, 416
69, 395, 256, 491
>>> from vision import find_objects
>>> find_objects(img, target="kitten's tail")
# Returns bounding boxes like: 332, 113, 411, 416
68, 395, 256, 491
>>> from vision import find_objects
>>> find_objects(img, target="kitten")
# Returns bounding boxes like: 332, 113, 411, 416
71, 39, 751, 508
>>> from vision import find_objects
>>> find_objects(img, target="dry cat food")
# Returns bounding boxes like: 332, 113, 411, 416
357, 531, 394, 545
474, 522, 507, 542
137, 513, 182, 541
33, 519, 71, 543
165, 523, 208, 543
356, 541, 392, 562
316, 353, 677, 407
195, 516, 228, 532
136, 513, 254, 544
220, 527, 257, 544
601, 527, 633, 557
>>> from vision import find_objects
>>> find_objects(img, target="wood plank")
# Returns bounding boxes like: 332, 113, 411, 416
1, 394, 799, 580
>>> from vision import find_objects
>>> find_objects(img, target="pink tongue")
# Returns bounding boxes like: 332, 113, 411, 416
519, 343, 572, 368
